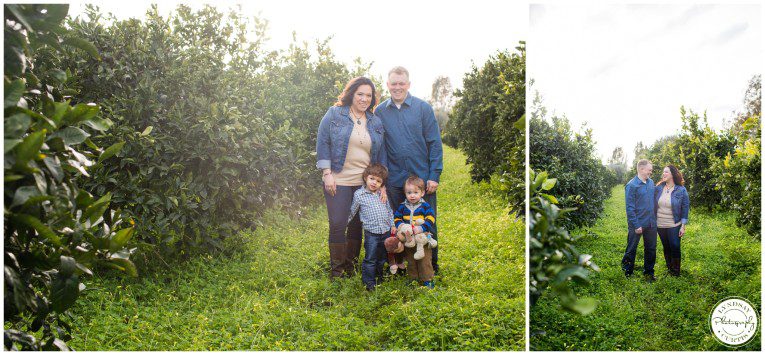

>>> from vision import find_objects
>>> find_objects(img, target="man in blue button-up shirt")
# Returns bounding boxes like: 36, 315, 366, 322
376, 66, 444, 274
621, 159, 658, 280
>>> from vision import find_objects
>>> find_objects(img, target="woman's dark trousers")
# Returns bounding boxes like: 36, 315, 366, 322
324, 185, 362, 278
658, 225, 682, 276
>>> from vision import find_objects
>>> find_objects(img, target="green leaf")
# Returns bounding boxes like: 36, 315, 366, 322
98, 141, 125, 163
5, 5, 34, 32
43, 156, 64, 182
49, 126, 90, 146
109, 227, 134, 252
83, 192, 111, 224
105, 257, 138, 277
140, 126, 153, 136
541, 178, 557, 191
5, 78, 25, 109
50, 273, 79, 313
75, 189, 93, 209
62, 103, 99, 125
10, 213, 61, 246
59, 255, 77, 277
13, 129, 46, 168
5, 113, 32, 138
565, 297, 599, 315
11, 186, 41, 208
82, 117, 113, 131
41, 4, 69, 28
5, 139, 22, 153
539, 193, 559, 204
61, 37, 101, 60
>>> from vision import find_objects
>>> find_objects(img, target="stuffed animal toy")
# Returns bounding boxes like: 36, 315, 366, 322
384, 233, 405, 274
397, 218, 438, 260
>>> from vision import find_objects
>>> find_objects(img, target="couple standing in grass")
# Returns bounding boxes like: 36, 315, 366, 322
622, 159, 690, 281
315, 67, 443, 290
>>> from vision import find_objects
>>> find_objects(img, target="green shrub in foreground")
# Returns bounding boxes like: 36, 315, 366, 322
4, 4, 136, 350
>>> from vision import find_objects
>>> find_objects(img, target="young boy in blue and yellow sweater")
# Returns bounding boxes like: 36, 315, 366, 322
394, 175, 436, 289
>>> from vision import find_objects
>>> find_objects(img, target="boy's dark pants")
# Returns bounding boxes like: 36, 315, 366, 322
387, 185, 438, 273
362, 230, 387, 287
404, 246, 434, 282
621, 227, 657, 276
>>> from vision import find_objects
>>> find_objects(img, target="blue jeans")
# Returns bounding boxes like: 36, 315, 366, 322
658, 225, 681, 260
362, 230, 386, 287
323, 185, 362, 244
387, 185, 438, 272
621, 227, 657, 276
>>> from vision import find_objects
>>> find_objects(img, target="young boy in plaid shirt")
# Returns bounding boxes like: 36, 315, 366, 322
348, 164, 397, 291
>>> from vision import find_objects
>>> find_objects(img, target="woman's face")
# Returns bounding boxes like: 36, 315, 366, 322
662, 167, 672, 182
352, 84, 373, 113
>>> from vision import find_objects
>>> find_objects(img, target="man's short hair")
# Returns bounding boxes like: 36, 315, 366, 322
637, 159, 652, 170
388, 66, 410, 81
363, 164, 388, 185
404, 175, 425, 192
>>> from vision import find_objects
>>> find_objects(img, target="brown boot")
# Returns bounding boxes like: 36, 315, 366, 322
345, 238, 362, 276
329, 243, 346, 279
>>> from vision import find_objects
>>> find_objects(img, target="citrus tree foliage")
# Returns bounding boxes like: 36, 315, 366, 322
445, 42, 525, 215
4, 4, 136, 350
635, 109, 760, 238
59, 5, 377, 254
529, 101, 612, 228
529, 170, 599, 315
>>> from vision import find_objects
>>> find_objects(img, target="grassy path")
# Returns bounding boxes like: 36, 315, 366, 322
530, 186, 761, 351
67, 146, 525, 350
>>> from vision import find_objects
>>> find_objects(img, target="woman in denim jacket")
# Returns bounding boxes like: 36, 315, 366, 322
316, 77, 387, 279
653, 164, 690, 276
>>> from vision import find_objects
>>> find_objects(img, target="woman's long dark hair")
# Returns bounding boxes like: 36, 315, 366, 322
335, 76, 376, 112
666, 164, 685, 186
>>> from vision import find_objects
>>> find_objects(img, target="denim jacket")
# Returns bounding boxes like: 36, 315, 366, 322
315, 105, 387, 172
625, 176, 657, 230
653, 183, 690, 225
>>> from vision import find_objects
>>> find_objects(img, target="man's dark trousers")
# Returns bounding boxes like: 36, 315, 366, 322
387, 185, 438, 274
621, 227, 658, 276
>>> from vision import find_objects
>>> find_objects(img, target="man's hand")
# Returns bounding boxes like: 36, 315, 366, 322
379, 186, 388, 204
426, 180, 439, 194
635, 227, 643, 235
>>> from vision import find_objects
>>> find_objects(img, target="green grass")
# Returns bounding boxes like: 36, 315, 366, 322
531, 185, 761, 351
66, 146, 525, 350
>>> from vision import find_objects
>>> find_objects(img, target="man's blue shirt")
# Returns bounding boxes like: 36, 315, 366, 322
375, 93, 443, 188
625, 175, 657, 230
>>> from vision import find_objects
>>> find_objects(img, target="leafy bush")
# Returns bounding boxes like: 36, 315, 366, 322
633, 77, 761, 238
529, 107, 612, 228
56, 5, 377, 255
4, 4, 136, 350
446, 42, 525, 215
529, 170, 599, 314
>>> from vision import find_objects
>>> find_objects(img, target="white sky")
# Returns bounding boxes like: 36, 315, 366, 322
529, 3, 763, 163
68, 0, 528, 100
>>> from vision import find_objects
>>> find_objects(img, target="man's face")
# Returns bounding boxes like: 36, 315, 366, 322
387, 73, 410, 103
639, 164, 653, 179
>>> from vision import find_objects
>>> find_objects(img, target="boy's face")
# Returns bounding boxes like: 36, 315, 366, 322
365, 175, 384, 192
404, 184, 424, 204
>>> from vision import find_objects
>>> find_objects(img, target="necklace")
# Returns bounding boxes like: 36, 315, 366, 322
350, 109, 362, 125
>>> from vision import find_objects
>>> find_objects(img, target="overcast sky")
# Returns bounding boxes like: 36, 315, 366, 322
529, 4, 762, 163
70, 0, 527, 100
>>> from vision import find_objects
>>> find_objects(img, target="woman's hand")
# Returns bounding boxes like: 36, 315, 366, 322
679, 225, 685, 237
323, 172, 336, 196
379, 186, 388, 204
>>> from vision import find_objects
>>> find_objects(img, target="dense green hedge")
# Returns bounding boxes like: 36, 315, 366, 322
57, 5, 378, 255
445, 42, 525, 215
4, 4, 137, 350
529, 111, 612, 229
